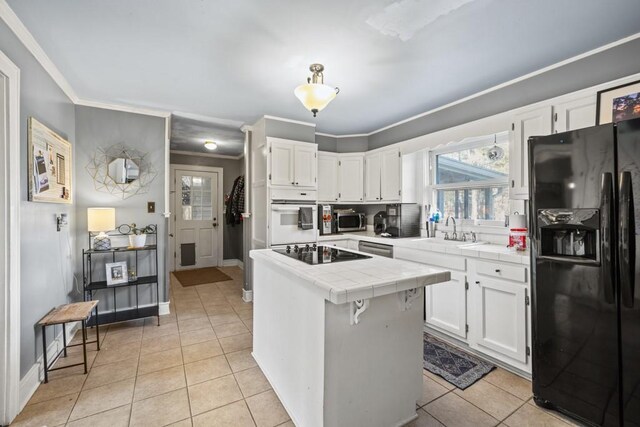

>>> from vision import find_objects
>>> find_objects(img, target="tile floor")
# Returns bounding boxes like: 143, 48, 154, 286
11, 266, 583, 427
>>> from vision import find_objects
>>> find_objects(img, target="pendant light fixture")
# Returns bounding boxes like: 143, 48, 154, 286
294, 63, 340, 117
487, 134, 504, 161
204, 140, 217, 150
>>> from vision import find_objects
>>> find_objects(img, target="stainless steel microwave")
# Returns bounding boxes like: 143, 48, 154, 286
335, 212, 366, 232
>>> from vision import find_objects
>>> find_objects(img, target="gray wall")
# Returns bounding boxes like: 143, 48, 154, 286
170, 153, 244, 261
264, 118, 315, 142
0, 19, 78, 378
75, 106, 168, 312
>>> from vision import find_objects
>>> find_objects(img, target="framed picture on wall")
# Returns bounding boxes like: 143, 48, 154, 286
27, 117, 73, 203
596, 80, 640, 124
106, 261, 128, 286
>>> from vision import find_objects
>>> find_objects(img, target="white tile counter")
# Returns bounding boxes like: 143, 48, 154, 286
318, 232, 530, 264
249, 248, 451, 304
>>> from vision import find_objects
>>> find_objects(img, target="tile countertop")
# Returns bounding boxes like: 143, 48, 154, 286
318, 232, 530, 265
249, 249, 451, 305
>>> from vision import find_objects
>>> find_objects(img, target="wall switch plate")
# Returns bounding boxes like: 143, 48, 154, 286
147, 201, 155, 213
56, 213, 68, 232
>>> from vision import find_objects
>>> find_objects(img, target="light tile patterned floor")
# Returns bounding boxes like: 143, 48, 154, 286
11, 266, 582, 426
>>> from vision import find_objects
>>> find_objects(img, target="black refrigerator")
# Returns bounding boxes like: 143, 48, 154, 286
529, 118, 640, 426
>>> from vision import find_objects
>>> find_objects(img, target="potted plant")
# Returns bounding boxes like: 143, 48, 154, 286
128, 223, 155, 248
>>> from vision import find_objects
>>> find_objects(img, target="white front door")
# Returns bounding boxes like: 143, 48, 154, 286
176, 170, 220, 270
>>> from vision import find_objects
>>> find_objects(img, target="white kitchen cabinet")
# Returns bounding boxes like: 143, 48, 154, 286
364, 152, 381, 202
347, 239, 359, 251
270, 140, 295, 187
425, 271, 467, 339
509, 105, 553, 199
470, 274, 528, 364
318, 152, 339, 202
269, 138, 317, 189
339, 154, 365, 202
293, 143, 317, 187
365, 148, 401, 202
554, 95, 597, 133
380, 148, 401, 201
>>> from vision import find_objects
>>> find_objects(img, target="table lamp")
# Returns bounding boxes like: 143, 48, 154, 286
88, 207, 115, 250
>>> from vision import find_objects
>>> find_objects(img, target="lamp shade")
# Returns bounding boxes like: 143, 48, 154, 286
87, 208, 115, 232
294, 83, 339, 116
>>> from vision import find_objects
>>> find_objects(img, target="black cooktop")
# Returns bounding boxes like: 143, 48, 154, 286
273, 244, 371, 265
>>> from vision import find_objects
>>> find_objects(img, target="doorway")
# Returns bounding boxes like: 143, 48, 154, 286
170, 165, 224, 271
0, 50, 21, 424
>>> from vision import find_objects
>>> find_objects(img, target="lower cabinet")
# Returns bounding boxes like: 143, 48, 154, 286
425, 270, 467, 339
394, 243, 531, 373
469, 274, 529, 364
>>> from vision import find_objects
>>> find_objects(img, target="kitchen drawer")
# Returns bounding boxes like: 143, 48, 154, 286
476, 260, 526, 283
394, 247, 466, 271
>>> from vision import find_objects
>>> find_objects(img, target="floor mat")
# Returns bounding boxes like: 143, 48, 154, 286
423, 333, 495, 389
173, 267, 232, 286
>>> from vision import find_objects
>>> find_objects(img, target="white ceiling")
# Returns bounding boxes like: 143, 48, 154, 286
7, 0, 640, 138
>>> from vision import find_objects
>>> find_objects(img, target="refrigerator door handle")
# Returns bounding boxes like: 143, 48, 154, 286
619, 171, 635, 308
601, 173, 615, 304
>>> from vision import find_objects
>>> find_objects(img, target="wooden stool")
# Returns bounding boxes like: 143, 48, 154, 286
37, 301, 100, 383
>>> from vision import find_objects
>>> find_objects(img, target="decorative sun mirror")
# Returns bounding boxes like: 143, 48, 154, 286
108, 158, 140, 184
86, 144, 157, 199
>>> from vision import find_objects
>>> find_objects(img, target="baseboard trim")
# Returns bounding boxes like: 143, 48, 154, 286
159, 301, 170, 315
19, 322, 79, 411
222, 259, 244, 269
242, 289, 253, 302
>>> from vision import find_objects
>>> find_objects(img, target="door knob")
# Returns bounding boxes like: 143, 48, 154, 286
169, 233, 174, 237
213, 223, 218, 227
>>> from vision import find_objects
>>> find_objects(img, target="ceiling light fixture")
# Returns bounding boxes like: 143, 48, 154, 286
204, 141, 217, 150
294, 63, 339, 117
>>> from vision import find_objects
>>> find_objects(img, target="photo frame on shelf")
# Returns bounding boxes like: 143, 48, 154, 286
106, 261, 128, 286
27, 117, 73, 203
596, 80, 640, 124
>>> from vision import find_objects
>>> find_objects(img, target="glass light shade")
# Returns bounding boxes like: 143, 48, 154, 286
204, 141, 217, 150
294, 83, 338, 116
87, 207, 115, 232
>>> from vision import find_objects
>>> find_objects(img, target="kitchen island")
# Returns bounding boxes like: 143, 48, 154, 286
249, 246, 451, 427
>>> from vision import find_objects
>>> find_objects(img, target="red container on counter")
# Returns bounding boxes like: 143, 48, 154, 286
508, 228, 527, 251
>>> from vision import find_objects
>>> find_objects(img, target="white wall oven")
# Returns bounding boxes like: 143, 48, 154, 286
270, 203, 318, 246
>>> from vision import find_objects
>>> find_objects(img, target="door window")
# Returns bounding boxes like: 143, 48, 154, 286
181, 175, 213, 220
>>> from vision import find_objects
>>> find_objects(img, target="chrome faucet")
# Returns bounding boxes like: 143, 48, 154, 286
445, 216, 457, 241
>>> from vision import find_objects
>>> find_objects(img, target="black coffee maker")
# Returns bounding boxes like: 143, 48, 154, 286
373, 211, 387, 235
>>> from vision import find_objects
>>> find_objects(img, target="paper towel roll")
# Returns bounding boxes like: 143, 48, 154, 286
509, 214, 526, 229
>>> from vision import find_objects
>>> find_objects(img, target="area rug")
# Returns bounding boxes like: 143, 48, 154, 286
173, 267, 232, 287
423, 333, 494, 389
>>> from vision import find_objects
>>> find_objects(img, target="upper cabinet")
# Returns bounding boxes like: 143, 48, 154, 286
339, 154, 364, 202
380, 148, 402, 201
364, 152, 382, 202
554, 95, 597, 133
293, 143, 318, 187
269, 138, 317, 189
317, 152, 364, 202
318, 152, 339, 201
365, 147, 401, 202
509, 105, 553, 199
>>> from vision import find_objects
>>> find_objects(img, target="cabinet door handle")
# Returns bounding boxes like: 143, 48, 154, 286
475, 281, 480, 284
295, 182, 299, 185
495, 269, 501, 273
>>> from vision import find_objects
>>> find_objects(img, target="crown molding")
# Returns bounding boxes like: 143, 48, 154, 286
0, 0, 79, 103
76, 98, 171, 118
170, 149, 244, 160
263, 115, 316, 127
315, 132, 369, 139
